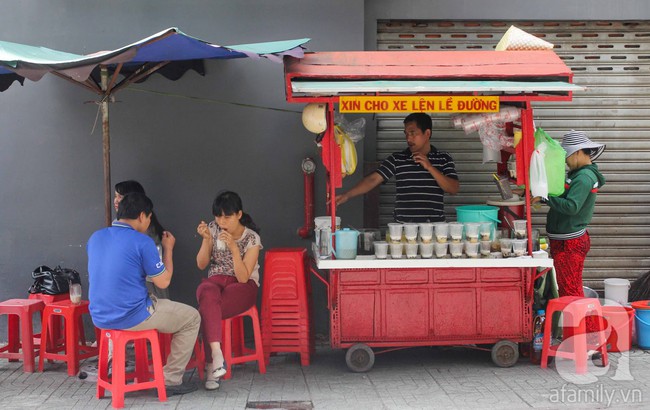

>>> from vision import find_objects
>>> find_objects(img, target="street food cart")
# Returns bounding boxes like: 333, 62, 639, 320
283, 50, 581, 371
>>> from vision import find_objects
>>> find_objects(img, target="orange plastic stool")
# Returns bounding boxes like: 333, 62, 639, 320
97, 329, 167, 409
541, 296, 609, 374
0, 299, 44, 372
222, 305, 266, 380
38, 300, 98, 376
159, 332, 205, 380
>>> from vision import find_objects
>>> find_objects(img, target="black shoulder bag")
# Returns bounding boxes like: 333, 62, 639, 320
28, 265, 82, 295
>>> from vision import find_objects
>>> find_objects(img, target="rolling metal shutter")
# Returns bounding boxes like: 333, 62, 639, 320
376, 20, 650, 288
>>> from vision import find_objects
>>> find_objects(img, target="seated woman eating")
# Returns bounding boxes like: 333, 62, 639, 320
195, 191, 262, 391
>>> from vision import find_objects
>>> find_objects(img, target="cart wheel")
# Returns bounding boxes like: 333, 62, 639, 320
491, 340, 519, 368
345, 343, 375, 373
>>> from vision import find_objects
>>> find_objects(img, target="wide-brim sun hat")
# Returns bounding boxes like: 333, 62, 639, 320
561, 130, 606, 161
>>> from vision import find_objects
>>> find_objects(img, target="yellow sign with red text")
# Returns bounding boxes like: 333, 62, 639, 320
339, 96, 499, 113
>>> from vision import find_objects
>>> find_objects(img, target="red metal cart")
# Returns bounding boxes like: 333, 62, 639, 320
283, 50, 579, 371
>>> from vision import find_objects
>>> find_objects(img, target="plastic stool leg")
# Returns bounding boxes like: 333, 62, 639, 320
7, 314, 19, 362
111, 336, 127, 409
251, 309, 266, 375
148, 334, 167, 402
65, 314, 79, 376
19, 312, 36, 372
223, 318, 233, 380
97, 332, 108, 399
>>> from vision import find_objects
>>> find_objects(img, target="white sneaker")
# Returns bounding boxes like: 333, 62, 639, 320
211, 366, 227, 379
205, 378, 220, 390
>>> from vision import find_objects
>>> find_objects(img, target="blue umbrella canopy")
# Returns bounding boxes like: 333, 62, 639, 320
0, 28, 309, 224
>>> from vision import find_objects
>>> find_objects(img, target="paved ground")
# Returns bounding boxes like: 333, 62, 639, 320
2, 344, 650, 409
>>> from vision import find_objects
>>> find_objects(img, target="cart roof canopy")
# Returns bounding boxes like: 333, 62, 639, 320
284, 50, 582, 101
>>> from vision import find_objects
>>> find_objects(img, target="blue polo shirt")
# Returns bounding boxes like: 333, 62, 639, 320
87, 221, 166, 329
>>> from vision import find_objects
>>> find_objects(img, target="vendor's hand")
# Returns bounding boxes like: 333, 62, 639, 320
161, 231, 176, 251
197, 221, 211, 240
531, 196, 543, 204
334, 193, 349, 206
412, 152, 433, 172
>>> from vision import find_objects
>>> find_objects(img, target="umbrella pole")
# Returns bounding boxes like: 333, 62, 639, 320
101, 67, 112, 227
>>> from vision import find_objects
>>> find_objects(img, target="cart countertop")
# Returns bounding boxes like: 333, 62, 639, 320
316, 254, 553, 270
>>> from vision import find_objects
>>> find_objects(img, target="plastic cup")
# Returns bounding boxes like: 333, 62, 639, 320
434, 242, 448, 258
69, 283, 82, 305
465, 241, 479, 258
420, 242, 434, 258
512, 238, 528, 257
405, 242, 419, 258
500, 238, 514, 258
374, 241, 388, 259
387, 223, 403, 243
418, 223, 434, 243
449, 222, 464, 243
479, 222, 492, 241
389, 242, 403, 259
449, 241, 464, 258
513, 219, 527, 239
434, 222, 449, 243
403, 223, 419, 242
480, 240, 492, 256
464, 223, 481, 243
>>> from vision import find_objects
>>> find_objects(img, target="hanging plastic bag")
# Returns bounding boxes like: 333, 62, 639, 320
534, 128, 566, 197
530, 142, 549, 199
335, 125, 357, 176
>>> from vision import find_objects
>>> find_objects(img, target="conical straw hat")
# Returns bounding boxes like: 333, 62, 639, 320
496, 25, 554, 51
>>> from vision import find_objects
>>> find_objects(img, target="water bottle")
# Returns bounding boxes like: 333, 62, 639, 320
530, 309, 545, 364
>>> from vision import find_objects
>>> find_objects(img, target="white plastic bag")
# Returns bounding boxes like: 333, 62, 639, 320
530, 142, 549, 199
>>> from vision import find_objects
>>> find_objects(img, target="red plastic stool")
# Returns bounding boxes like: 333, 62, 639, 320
97, 329, 167, 409
29, 293, 70, 350
38, 300, 98, 376
0, 299, 44, 372
159, 332, 205, 380
541, 296, 609, 374
222, 305, 266, 380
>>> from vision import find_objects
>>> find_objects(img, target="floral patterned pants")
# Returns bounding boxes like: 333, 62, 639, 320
550, 232, 599, 334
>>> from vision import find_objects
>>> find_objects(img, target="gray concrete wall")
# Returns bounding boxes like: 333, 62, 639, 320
0, 0, 364, 339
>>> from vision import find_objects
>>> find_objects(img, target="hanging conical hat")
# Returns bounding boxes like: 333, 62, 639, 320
496, 26, 554, 51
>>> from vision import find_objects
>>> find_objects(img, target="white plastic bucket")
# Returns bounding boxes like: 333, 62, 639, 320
314, 216, 341, 230
604, 278, 631, 305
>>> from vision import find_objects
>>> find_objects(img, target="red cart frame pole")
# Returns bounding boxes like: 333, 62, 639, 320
520, 103, 535, 255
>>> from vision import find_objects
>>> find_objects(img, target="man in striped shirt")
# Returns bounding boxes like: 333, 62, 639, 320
336, 113, 459, 222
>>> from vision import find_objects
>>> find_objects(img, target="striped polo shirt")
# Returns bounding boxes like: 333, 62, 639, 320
376, 146, 458, 223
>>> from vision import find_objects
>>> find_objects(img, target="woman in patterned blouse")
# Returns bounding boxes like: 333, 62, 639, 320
196, 191, 262, 390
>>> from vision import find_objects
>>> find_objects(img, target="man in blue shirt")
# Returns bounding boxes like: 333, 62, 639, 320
87, 192, 200, 395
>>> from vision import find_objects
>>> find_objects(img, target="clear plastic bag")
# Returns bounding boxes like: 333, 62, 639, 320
530, 142, 549, 199
335, 113, 366, 143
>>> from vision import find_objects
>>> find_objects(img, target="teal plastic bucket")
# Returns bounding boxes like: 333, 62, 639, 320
456, 205, 500, 241
631, 300, 650, 349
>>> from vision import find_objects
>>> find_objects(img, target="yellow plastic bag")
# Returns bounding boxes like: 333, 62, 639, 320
334, 125, 357, 176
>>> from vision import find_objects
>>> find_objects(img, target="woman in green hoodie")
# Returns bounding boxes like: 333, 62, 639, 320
533, 130, 606, 332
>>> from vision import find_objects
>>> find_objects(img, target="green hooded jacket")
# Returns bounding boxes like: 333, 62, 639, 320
546, 163, 605, 240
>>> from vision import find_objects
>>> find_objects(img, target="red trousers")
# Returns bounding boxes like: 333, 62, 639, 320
550, 232, 598, 333
196, 274, 258, 346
